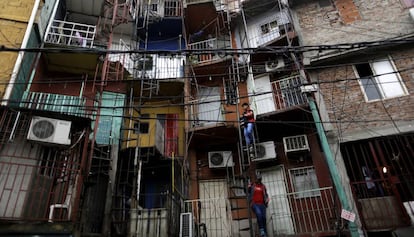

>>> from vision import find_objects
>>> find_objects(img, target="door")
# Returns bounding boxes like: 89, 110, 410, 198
199, 180, 231, 237
254, 75, 275, 115
197, 87, 223, 126
260, 166, 294, 235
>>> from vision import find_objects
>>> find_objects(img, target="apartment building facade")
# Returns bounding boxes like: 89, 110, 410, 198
0, 0, 413, 237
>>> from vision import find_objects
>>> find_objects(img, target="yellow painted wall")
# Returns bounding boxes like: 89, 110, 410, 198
0, 0, 36, 98
122, 101, 186, 157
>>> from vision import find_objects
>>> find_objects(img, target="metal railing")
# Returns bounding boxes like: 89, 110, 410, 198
45, 20, 96, 48
184, 198, 233, 237
134, 54, 185, 80
164, 0, 182, 17
182, 187, 337, 236
20, 91, 92, 118
270, 75, 308, 111
267, 186, 337, 235
188, 38, 231, 64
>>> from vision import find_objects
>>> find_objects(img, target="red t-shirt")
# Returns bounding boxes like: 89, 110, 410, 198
244, 109, 255, 123
250, 183, 267, 205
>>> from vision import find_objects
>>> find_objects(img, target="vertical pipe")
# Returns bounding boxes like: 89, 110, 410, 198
2, 0, 42, 106
307, 95, 359, 237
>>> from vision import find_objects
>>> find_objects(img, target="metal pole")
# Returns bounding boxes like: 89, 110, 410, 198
307, 95, 359, 237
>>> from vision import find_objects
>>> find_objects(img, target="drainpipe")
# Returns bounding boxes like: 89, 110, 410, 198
2, 0, 42, 106
306, 94, 360, 237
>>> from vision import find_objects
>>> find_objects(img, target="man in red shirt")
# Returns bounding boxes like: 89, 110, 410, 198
248, 173, 269, 237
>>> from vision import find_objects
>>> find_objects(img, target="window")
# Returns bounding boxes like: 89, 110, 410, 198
289, 166, 321, 198
260, 20, 278, 35
150, 3, 158, 12
401, 0, 414, 8
137, 56, 153, 71
134, 114, 150, 134
355, 58, 407, 101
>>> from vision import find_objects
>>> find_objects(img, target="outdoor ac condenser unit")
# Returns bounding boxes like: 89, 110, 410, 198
27, 116, 71, 145
179, 212, 194, 237
208, 151, 234, 168
251, 141, 277, 162
265, 57, 285, 72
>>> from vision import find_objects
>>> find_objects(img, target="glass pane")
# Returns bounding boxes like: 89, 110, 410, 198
372, 59, 405, 98
360, 77, 382, 101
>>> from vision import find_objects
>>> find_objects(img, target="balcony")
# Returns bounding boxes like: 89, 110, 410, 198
182, 187, 337, 236
245, 9, 293, 48
43, 20, 99, 75
20, 91, 92, 118
134, 54, 185, 80
188, 38, 231, 65
255, 75, 308, 116
45, 20, 96, 48
271, 76, 308, 110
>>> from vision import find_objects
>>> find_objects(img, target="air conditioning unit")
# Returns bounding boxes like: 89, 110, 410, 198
265, 57, 285, 72
27, 116, 71, 145
208, 151, 234, 168
283, 134, 309, 154
179, 212, 194, 237
251, 141, 277, 162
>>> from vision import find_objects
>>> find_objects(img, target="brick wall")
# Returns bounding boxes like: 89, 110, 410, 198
293, 0, 414, 48
314, 48, 414, 138
0, 0, 36, 99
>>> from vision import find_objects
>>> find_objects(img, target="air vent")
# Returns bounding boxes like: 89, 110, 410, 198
208, 151, 234, 168
27, 116, 71, 145
265, 57, 285, 72
283, 134, 309, 154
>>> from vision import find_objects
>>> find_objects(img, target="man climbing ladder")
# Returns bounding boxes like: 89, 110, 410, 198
241, 102, 255, 157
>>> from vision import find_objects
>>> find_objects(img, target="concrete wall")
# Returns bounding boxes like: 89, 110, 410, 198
292, 0, 414, 61
0, 0, 37, 99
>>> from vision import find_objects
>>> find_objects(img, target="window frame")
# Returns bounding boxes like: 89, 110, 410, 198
289, 166, 321, 199
354, 56, 408, 102
134, 113, 150, 134
259, 19, 279, 35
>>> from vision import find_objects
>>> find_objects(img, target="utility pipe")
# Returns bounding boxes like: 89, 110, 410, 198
307, 95, 359, 237
2, 0, 42, 106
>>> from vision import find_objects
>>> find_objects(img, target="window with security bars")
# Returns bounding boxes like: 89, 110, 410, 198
289, 166, 321, 198
260, 20, 278, 35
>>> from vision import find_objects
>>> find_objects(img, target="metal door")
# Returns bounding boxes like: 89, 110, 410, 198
260, 166, 295, 235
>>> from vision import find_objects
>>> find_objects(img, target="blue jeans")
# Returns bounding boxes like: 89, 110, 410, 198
252, 203, 267, 234
244, 122, 254, 145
